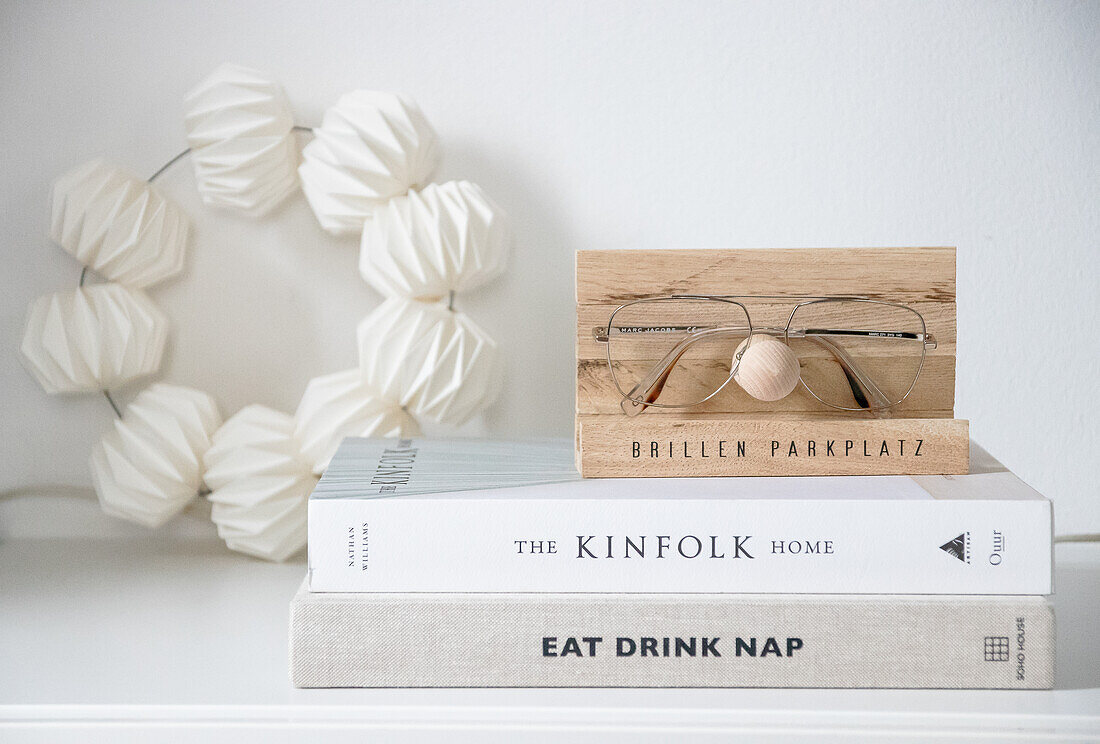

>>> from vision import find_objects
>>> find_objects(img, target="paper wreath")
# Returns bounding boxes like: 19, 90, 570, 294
20, 63, 511, 560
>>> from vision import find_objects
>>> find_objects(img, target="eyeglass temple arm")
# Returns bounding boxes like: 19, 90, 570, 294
803, 336, 892, 413
613, 327, 896, 415
800, 328, 937, 350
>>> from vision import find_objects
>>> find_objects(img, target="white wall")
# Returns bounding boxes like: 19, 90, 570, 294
2, 1, 1097, 531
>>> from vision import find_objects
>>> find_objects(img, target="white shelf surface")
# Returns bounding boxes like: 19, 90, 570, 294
1, 497, 1098, 742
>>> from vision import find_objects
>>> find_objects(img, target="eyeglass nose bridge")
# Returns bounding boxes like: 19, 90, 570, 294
733, 327, 788, 362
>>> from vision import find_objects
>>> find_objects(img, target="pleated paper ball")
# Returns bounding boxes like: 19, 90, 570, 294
358, 298, 501, 426
184, 63, 299, 216
20, 283, 168, 394
90, 384, 221, 528
733, 335, 802, 402
359, 180, 510, 300
299, 90, 440, 235
50, 159, 190, 287
294, 368, 419, 475
203, 405, 317, 562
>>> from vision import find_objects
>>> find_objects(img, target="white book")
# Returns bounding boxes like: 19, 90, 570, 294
290, 582, 1055, 689
307, 438, 1053, 595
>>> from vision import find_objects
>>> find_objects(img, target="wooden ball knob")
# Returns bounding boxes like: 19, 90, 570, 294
733, 335, 801, 402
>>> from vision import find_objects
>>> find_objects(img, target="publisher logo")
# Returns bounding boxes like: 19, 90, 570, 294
939, 532, 970, 563
984, 636, 1010, 662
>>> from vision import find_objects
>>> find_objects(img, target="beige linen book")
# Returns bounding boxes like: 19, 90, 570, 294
290, 582, 1053, 689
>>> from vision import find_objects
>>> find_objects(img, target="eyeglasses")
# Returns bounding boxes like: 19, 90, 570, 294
593, 295, 936, 416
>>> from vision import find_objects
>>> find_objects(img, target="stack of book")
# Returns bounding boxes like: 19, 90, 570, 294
290, 438, 1054, 689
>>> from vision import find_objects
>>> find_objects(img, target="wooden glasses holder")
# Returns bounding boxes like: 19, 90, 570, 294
575, 247, 969, 477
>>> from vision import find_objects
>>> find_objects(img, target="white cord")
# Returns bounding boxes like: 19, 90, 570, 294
1054, 534, 1100, 543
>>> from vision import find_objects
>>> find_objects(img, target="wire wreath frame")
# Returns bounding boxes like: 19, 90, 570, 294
18, 63, 511, 561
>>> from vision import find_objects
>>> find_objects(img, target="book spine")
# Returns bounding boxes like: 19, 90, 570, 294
307, 494, 1052, 594
290, 593, 1054, 689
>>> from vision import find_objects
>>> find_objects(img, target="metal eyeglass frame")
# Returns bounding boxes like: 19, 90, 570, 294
592, 295, 937, 416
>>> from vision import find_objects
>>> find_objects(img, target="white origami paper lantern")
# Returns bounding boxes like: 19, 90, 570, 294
294, 368, 419, 474
90, 384, 221, 528
299, 90, 440, 235
50, 159, 189, 287
20, 283, 168, 394
359, 180, 510, 300
203, 405, 317, 562
184, 63, 299, 216
358, 298, 501, 426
